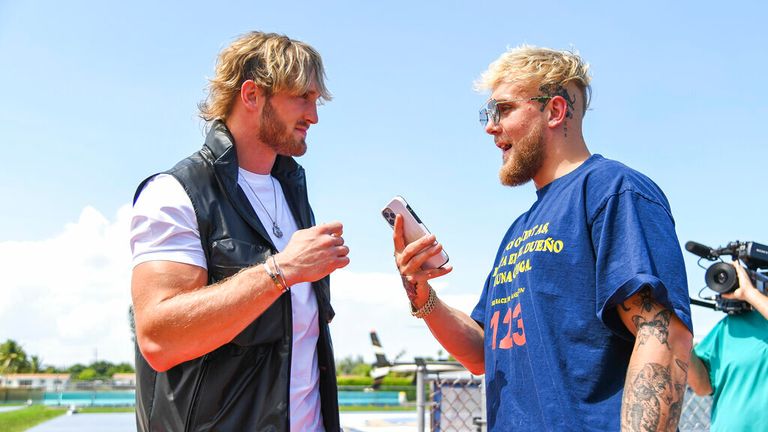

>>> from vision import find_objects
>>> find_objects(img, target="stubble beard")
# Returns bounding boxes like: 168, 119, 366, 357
499, 123, 546, 187
259, 98, 308, 157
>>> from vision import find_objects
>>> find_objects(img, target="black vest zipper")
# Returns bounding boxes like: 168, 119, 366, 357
184, 354, 209, 432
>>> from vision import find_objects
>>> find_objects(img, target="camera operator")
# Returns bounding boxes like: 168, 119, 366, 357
687, 261, 768, 431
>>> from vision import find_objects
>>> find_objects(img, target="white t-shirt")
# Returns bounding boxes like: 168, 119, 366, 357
130, 171, 324, 431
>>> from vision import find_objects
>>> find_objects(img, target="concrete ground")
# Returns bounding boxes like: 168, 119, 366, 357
0, 405, 25, 413
27, 413, 134, 432
25, 411, 419, 432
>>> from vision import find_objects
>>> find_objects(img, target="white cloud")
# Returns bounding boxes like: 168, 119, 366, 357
0, 205, 134, 367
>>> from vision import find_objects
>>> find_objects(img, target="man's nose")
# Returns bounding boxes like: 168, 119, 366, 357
305, 102, 318, 124
485, 120, 500, 135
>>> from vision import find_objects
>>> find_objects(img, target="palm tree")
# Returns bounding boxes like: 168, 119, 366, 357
29, 355, 42, 373
0, 339, 30, 374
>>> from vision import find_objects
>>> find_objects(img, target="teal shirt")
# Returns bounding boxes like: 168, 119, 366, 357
693, 311, 768, 431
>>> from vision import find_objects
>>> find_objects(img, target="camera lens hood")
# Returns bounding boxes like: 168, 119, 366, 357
705, 262, 738, 294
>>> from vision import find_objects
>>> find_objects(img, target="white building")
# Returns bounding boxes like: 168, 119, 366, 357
0, 373, 70, 391
111, 373, 136, 387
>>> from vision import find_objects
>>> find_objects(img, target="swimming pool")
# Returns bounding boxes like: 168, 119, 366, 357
41, 390, 404, 407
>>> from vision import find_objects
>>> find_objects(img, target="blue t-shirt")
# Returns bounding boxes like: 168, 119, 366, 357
471, 154, 692, 431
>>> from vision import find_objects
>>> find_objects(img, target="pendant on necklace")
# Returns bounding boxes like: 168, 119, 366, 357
272, 222, 283, 238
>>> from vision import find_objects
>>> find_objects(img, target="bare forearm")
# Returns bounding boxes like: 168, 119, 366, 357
424, 296, 485, 375
686, 352, 712, 396
134, 265, 282, 371
745, 290, 768, 320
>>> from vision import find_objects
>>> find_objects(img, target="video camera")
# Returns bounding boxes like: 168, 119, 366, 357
685, 240, 768, 314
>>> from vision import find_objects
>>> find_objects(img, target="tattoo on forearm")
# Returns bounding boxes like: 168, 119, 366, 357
623, 363, 671, 431
667, 396, 683, 431
401, 275, 417, 303
636, 289, 655, 313
622, 360, 688, 431
633, 309, 672, 348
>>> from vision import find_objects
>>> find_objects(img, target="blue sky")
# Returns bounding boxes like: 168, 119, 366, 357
1, 1, 766, 367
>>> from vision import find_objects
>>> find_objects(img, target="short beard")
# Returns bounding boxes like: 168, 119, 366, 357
259, 98, 307, 157
499, 123, 546, 187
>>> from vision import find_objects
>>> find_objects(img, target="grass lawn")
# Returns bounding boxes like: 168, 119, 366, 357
76, 406, 135, 413
0, 405, 66, 432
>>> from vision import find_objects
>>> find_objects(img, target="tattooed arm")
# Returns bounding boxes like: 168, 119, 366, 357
617, 288, 693, 432
392, 214, 485, 374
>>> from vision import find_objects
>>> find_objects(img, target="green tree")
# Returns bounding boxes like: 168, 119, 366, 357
67, 363, 87, 378
0, 339, 30, 374
351, 361, 372, 377
29, 355, 42, 373
336, 355, 371, 376
90, 360, 112, 378
77, 368, 97, 381
107, 362, 135, 376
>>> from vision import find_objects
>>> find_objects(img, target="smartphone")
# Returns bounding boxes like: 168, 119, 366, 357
382, 196, 449, 270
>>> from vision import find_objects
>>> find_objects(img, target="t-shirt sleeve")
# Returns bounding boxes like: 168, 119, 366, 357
470, 274, 492, 328
591, 190, 693, 339
130, 174, 207, 269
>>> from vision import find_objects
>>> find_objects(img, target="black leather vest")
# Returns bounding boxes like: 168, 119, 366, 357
133, 121, 339, 432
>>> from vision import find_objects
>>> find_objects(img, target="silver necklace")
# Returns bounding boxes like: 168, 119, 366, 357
242, 174, 283, 238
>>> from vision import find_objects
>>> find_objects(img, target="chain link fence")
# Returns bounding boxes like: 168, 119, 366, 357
417, 369, 713, 432
679, 389, 712, 432
428, 375, 485, 432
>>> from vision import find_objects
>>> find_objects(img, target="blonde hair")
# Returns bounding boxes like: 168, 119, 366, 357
198, 31, 332, 122
475, 45, 592, 113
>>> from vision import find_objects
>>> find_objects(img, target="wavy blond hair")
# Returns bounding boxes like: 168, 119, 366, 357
198, 31, 332, 122
475, 45, 592, 113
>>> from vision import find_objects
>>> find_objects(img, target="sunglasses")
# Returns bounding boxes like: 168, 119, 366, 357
478, 96, 552, 126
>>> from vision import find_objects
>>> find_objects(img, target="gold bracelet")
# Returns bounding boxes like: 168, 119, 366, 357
263, 262, 287, 293
411, 287, 437, 318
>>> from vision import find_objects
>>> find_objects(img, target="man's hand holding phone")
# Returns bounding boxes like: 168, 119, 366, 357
392, 213, 452, 310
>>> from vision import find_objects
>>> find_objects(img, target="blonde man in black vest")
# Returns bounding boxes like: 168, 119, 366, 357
130, 31, 349, 431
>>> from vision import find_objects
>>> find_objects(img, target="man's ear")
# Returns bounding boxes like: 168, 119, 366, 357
240, 80, 264, 112
547, 95, 569, 128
